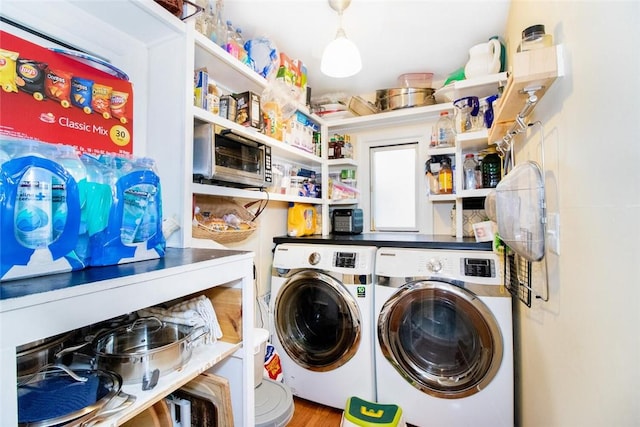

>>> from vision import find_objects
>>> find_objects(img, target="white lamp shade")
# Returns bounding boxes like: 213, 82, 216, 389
320, 34, 362, 78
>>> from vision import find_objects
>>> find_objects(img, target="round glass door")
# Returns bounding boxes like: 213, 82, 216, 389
378, 280, 503, 399
274, 270, 361, 372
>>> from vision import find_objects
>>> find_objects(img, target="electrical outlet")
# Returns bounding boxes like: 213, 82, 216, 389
546, 213, 560, 255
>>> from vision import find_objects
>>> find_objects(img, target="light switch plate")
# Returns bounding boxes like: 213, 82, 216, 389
546, 213, 560, 255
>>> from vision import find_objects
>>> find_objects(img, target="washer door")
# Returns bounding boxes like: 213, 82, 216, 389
378, 280, 503, 399
274, 270, 361, 372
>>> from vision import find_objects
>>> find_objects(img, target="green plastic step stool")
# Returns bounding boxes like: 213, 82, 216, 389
341, 396, 405, 427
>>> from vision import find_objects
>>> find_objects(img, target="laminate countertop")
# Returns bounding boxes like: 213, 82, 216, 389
273, 233, 493, 251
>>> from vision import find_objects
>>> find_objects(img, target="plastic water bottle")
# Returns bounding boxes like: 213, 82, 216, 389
463, 153, 478, 190
225, 20, 240, 59
234, 27, 249, 65
436, 111, 455, 147
213, 0, 226, 48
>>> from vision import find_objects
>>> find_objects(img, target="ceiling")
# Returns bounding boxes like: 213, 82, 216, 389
223, 0, 511, 102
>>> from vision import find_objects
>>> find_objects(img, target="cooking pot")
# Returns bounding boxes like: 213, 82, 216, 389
17, 364, 135, 427
17, 332, 76, 378
92, 317, 206, 386
375, 88, 436, 111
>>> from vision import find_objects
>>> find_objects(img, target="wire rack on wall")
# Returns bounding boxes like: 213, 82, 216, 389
504, 251, 532, 307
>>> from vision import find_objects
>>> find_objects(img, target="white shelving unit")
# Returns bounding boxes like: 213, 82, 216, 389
1, 2, 255, 425
0, 248, 255, 426
190, 29, 327, 229
326, 73, 508, 238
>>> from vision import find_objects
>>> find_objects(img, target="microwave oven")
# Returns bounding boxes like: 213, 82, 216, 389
193, 124, 272, 188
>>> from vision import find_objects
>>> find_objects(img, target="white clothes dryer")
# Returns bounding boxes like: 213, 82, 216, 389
270, 243, 377, 410
374, 247, 513, 427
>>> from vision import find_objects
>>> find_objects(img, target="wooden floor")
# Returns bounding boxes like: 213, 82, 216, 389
287, 396, 344, 426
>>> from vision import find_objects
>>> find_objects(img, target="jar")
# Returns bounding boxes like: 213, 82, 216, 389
518, 24, 553, 52
481, 148, 502, 188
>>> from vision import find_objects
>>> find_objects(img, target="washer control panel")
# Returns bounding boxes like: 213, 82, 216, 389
462, 257, 496, 278
334, 252, 357, 268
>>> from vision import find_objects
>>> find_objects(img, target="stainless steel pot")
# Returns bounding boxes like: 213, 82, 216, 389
17, 332, 76, 377
92, 317, 205, 386
375, 87, 436, 111
17, 364, 134, 427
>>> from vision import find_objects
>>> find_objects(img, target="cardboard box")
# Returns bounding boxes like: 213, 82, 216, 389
194, 68, 208, 110
219, 95, 237, 122
233, 91, 262, 130
0, 30, 134, 155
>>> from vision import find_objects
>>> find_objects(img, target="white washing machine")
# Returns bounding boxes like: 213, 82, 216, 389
374, 247, 513, 427
270, 243, 377, 410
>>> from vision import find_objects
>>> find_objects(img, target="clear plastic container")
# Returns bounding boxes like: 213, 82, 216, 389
397, 72, 433, 89
436, 111, 455, 147
463, 153, 478, 190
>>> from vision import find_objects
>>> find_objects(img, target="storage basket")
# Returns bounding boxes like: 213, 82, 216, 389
154, 0, 203, 21
192, 196, 258, 244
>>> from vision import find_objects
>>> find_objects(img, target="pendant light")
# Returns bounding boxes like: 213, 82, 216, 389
320, 0, 362, 78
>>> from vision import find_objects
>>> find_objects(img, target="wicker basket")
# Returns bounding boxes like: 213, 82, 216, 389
154, 0, 203, 20
192, 196, 258, 244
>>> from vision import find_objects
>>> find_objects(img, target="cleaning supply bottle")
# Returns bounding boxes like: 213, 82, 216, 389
287, 203, 316, 237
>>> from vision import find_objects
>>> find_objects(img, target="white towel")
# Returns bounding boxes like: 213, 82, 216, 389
137, 295, 223, 345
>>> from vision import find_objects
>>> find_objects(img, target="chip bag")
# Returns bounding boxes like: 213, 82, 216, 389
0, 49, 19, 93
71, 77, 93, 113
110, 90, 129, 123
92, 83, 112, 118
44, 68, 72, 107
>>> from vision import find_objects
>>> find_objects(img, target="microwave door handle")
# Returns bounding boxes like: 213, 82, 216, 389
220, 129, 261, 147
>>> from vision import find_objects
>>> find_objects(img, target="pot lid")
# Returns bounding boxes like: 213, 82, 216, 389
17, 364, 122, 426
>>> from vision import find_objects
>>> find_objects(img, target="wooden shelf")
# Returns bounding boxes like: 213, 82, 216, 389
488, 45, 562, 143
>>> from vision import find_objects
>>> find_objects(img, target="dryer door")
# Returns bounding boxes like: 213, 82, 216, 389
274, 270, 361, 372
378, 280, 503, 399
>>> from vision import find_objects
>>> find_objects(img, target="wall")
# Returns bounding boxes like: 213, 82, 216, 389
350, 122, 435, 234
192, 199, 288, 329
504, 2, 639, 426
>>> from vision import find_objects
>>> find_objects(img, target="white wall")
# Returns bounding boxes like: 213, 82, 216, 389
193, 198, 288, 328
504, 2, 640, 426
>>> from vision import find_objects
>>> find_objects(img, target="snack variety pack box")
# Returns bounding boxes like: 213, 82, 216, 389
0, 31, 134, 155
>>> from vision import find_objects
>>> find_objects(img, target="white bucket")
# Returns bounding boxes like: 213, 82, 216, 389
253, 328, 269, 388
